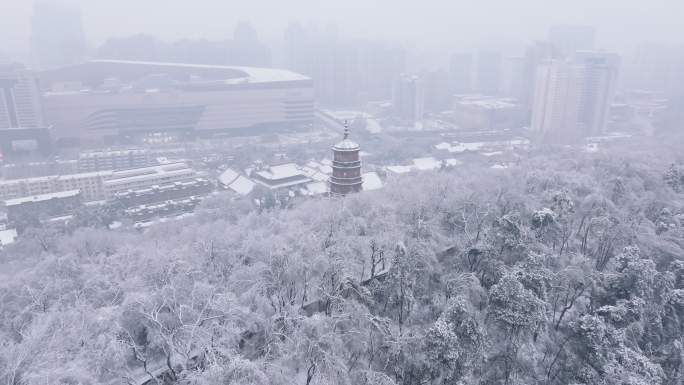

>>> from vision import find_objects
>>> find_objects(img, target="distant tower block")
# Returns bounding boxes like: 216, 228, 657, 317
329, 123, 363, 196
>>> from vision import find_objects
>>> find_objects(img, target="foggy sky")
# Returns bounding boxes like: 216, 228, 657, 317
2, 0, 683, 57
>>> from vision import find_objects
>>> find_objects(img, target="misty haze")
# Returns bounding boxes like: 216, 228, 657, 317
0, 1, 684, 384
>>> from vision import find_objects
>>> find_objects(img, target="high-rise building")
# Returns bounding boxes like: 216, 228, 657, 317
449, 53, 473, 94
475, 50, 502, 95
548, 25, 595, 57
283, 24, 405, 107
574, 51, 620, 135
531, 51, 619, 140
629, 43, 684, 96
31, 2, 86, 69
392, 74, 425, 125
531, 60, 579, 138
329, 126, 362, 196
422, 70, 452, 113
500, 57, 525, 100
0, 64, 45, 129
226, 22, 271, 67
521, 42, 558, 114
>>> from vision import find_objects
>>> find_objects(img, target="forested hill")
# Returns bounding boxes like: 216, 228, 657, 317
2, 137, 684, 385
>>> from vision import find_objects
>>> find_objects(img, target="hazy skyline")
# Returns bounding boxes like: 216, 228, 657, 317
2, 0, 684, 59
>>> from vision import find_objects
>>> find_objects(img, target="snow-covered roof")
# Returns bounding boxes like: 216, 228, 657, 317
3, 190, 81, 206
256, 163, 304, 181
89, 60, 310, 84
412, 157, 442, 171
306, 160, 322, 169
435, 142, 485, 153
0, 229, 17, 246
300, 168, 330, 182
386, 157, 457, 175
482, 151, 503, 157
386, 165, 413, 174
435, 139, 530, 154
305, 161, 333, 175
333, 138, 360, 151
305, 181, 328, 195
362, 172, 383, 191
104, 163, 195, 187
218, 168, 240, 186
227, 176, 256, 196
444, 158, 463, 167
458, 99, 517, 109
435, 142, 452, 150
333, 127, 360, 152
303, 161, 332, 176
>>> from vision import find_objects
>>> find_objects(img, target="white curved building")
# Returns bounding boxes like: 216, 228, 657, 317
40, 60, 314, 146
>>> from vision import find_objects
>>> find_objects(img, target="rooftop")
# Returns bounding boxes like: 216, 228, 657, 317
255, 163, 305, 181
385, 157, 458, 175
104, 163, 195, 187
251, 163, 313, 190
303, 181, 328, 196
0, 170, 112, 186
3, 190, 81, 206
227, 176, 256, 196
90, 60, 310, 84
79, 148, 148, 158
218, 168, 240, 186
0, 229, 17, 246
362, 172, 383, 191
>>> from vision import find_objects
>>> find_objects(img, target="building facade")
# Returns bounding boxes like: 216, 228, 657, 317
392, 74, 425, 125
329, 127, 363, 196
0, 64, 45, 129
39, 60, 314, 146
3, 190, 81, 224
78, 149, 150, 172
0, 162, 199, 202
449, 53, 473, 94
531, 51, 619, 140
102, 163, 199, 199
0, 171, 109, 201
113, 178, 212, 208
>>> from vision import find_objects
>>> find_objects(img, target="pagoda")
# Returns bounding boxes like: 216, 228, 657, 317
329, 123, 363, 195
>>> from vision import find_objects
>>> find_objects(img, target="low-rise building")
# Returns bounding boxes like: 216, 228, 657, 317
78, 148, 150, 172
103, 163, 198, 199
124, 196, 203, 222
218, 168, 256, 196
1, 160, 79, 179
449, 94, 524, 130
0, 162, 199, 202
250, 163, 313, 191
2, 189, 81, 223
113, 178, 212, 208
0, 171, 110, 201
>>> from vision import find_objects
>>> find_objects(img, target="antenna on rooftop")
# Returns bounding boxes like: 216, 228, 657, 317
343, 120, 350, 139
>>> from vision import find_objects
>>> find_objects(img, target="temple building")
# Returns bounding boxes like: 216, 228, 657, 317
329, 125, 363, 195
